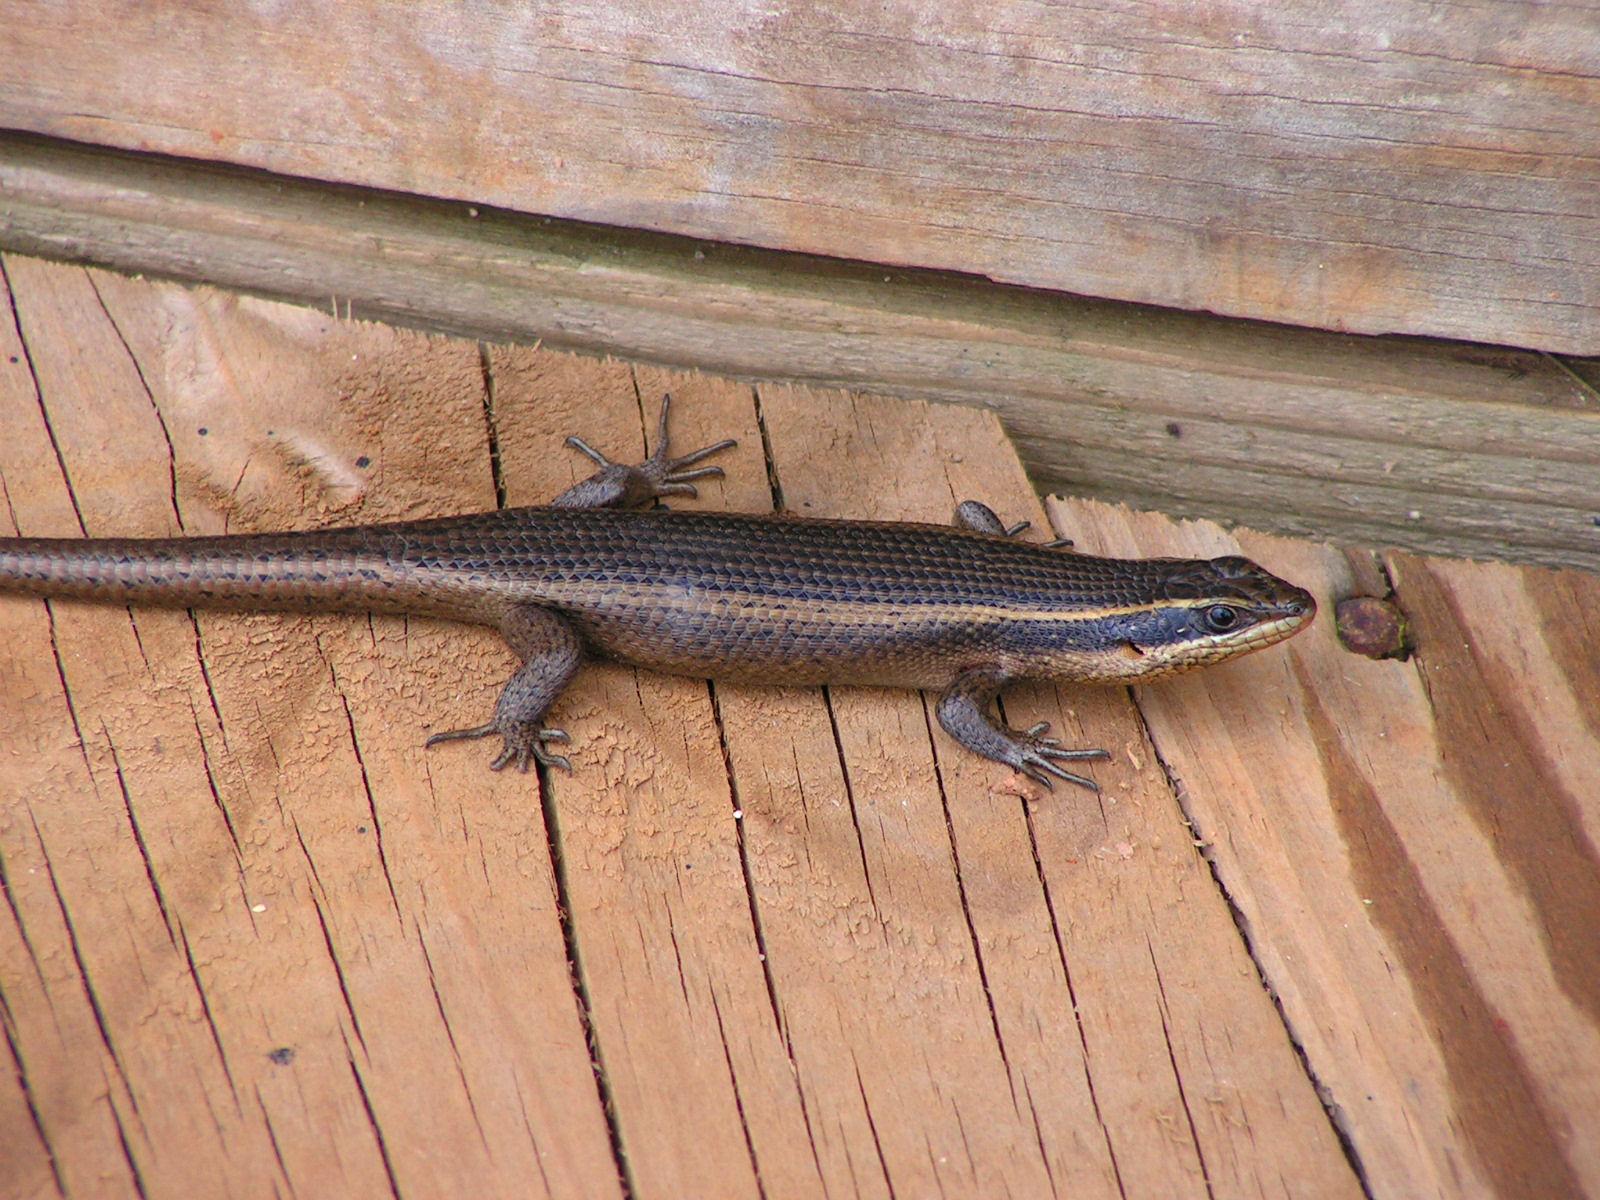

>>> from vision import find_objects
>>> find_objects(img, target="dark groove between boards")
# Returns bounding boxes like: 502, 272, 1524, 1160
535, 761, 638, 1200
1125, 688, 1377, 1200
476, 343, 509, 511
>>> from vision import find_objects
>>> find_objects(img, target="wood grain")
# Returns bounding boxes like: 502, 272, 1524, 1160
1, 260, 1371, 1198
1, 3, 1597, 351
1054, 498, 1600, 1199
5, 135, 1598, 576
0, 258, 623, 1200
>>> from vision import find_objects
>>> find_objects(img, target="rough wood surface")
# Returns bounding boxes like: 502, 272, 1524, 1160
1057, 498, 1600, 1200
2, 2, 1597, 351
5, 258, 1597, 1200
5, 135, 1598, 577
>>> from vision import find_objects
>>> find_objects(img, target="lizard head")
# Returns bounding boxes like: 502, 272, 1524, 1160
1085, 555, 1316, 682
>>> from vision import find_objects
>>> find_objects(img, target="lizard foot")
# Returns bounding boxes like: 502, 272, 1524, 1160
952, 500, 1073, 548
425, 721, 573, 773
1006, 721, 1110, 792
557, 393, 737, 509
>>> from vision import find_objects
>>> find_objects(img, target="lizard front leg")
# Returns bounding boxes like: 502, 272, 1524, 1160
426, 604, 583, 771
936, 667, 1110, 792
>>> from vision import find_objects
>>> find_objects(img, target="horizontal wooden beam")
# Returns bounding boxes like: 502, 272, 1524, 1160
3, 132, 1598, 572
2, 3, 1597, 350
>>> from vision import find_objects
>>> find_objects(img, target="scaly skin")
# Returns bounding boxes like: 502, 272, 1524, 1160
0, 396, 1315, 791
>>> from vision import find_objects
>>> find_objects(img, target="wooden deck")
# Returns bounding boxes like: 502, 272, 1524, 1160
3, 257, 1596, 1199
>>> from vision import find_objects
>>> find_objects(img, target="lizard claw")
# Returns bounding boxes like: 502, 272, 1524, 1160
643, 393, 737, 494
564, 435, 613, 469
1008, 723, 1110, 793
426, 720, 574, 774
1018, 755, 1099, 793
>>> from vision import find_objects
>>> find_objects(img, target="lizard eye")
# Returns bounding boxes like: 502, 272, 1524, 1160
1202, 604, 1241, 633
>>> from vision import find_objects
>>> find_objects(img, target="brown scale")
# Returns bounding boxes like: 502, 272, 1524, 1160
0, 397, 1314, 791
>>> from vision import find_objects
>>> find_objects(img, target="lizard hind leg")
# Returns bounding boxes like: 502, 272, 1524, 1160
936, 667, 1110, 793
553, 392, 737, 510
425, 604, 584, 773
953, 499, 1031, 538
952, 499, 1074, 549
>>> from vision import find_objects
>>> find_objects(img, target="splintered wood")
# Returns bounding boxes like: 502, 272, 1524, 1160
1, 257, 1595, 1199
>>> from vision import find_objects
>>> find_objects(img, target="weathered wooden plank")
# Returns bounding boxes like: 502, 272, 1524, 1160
1053, 497, 1600, 1199
1, 2, 1596, 350
4, 137, 1597, 575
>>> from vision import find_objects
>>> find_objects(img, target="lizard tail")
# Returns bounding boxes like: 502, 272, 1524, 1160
0, 529, 418, 616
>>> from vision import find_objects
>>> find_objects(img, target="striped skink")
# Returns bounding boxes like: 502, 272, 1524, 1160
0, 397, 1314, 792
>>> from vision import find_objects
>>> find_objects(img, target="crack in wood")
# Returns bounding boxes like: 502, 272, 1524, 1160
252, 1087, 296, 1198
1124, 681, 1378, 1200
1, 255, 90, 539
307, 891, 368, 1058
476, 342, 509, 511
0, 976, 65, 1196
107, 1094, 152, 1200
707, 682, 791, 1051
821, 686, 881, 925
177, 922, 240, 1106
30, 807, 144, 1134
922, 696, 1019, 1111
510, 1075, 557, 1200
850, 1053, 898, 1200
1019, 799, 1129, 1200
342, 1035, 403, 1200
533, 762, 638, 1200
104, 735, 178, 950
1146, 938, 1217, 1200
328, 672, 403, 925
414, 927, 489, 1152
709, 985, 770, 1200
1017, 1075, 1060, 1200
83, 269, 186, 533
